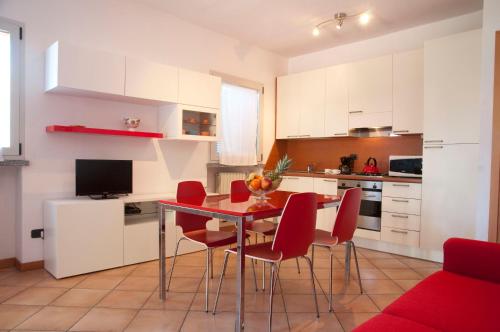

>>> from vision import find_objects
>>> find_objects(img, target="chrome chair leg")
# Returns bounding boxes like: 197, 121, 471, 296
345, 241, 352, 284
303, 255, 320, 318
205, 247, 211, 312
210, 248, 214, 279
167, 237, 184, 291
213, 251, 230, 314
262, 235, 266, 291
328, 250, 333, 312
350, 240, 363, 294
268, 262, 279, 332
246, 237, 259, 291
311, 244, 316, 269
295, 257, 301, 274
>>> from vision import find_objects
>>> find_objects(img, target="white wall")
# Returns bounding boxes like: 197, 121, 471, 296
0, 0, 287, 263
288, 11, 482, 73
0, 168, 17, 260
477, 0, 500, 240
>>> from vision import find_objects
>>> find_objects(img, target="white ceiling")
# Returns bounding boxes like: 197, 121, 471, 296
140, 0, 483, 57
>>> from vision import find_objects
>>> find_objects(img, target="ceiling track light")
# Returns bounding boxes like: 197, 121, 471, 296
312, 11, 371, 36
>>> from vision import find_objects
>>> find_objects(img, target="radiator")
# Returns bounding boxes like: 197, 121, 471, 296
217, 172, 246, 194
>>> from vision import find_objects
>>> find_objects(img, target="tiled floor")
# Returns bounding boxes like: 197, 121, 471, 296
0, 242, 442, 331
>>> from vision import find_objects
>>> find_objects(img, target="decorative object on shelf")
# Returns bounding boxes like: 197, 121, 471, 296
46, 125, 163, 138
201, 118, 210, 125
124, 117, 141, 131
362, 157, 380, 174
312, 11, 371, 36
200, 131, 210, 136
246, 155, 292, 200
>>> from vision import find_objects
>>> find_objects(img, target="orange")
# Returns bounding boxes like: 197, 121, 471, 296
250, 179, 261, 190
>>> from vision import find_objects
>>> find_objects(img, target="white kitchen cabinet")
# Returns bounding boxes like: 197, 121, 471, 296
280, 176, 314, 192
383, 182, 422, 200
423, 29, 481, 144
325, 64, 349, 137
45, 41, 125, 96
381, 212, 421, 232
178, 69, 221, 109
348, 55, 393, 128
420, 143, 479, 251
381, 227, 420, 247
125, 57, 178, 103
393, 49, 424, 134
313, 178, 338, 231
382, 197, 421, 216
159, 104, 219, 141
276, 69, 325, 139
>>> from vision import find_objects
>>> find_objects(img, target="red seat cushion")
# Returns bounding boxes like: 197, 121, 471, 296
313, 229, 339, 247
184, 230, 247, 248
384, 271, 500, 332
354, 313, 441, 332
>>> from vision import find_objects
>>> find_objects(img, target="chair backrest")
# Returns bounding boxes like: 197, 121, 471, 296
230, 180, 251, 202
272, 192, 317, 260
176, 181, 211, 233
331, 187, 362, 243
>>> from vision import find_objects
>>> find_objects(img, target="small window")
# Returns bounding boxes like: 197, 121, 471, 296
0, 18, 22, 156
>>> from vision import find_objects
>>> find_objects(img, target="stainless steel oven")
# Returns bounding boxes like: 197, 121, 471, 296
337, 179, 382, 232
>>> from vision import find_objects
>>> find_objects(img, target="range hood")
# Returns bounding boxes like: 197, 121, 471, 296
348, 126, 393, 137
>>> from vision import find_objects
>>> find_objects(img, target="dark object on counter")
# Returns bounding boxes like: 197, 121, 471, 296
362, 157, 380, 174
339, 154, 357, 174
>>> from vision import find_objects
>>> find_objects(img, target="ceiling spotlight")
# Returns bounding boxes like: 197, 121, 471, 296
359, 12, 371, 25
334, 12, 346, 30
312, 10, 372, 36
312, 26, 320, 36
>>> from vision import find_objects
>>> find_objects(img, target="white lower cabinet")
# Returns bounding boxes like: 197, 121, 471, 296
381, 212, 420, 232
381, 227, 420, 247
280, 176, 314, 192
381, 197, 421, 215
313, 178, 338, 231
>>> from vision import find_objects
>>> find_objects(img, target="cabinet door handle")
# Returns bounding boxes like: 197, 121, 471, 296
324, 179, 337, 183
424, 146, 444, 149
300, 134, 311, 137
392, 184, 410, 187
364, 195, 378, 198
286, 177, 299, 180
424, 140, 444, 143
393, 130, 409, 133
392, 199, 409, 203
349, 110, 363, 114
392, 214, 409, 219
334, 132, 348, 136
286, 135, 298, 138
390, 229, 408, 234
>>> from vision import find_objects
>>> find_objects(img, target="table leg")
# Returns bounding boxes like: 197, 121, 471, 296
235, 217, 246, 331
159, 205, 166, 300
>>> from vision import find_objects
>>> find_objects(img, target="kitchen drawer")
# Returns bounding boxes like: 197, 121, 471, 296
382, 197, 421, 215
313, 178, 338, 195
383, 182, 422, 199
281, 176, 314, 192
381, 212, 421, 231
124, 220, 158, 265
381, 227, 420, 247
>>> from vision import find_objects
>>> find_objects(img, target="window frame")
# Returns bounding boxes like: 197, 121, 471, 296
209, 71, 264, 164
0, 17, 23, 157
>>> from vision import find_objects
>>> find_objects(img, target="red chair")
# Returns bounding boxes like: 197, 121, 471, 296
167, 181, 254, 312
231, 179, 302, 289
213, 192, 320, 331
311, 187, 363, 312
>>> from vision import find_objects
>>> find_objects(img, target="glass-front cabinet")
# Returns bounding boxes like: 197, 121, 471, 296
159, 104, 219, 141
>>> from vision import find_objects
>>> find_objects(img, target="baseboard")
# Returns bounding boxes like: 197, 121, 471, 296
0, 257, 16, 269
15, 259, 44, 271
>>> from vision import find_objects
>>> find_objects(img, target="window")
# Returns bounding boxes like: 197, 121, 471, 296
0, 18, 22, 156
217, 82, 261, 165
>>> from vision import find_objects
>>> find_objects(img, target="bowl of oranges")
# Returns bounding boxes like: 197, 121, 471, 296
245, 155, 292, 200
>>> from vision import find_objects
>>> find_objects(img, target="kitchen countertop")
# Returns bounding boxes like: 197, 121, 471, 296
284, 171, 422, 183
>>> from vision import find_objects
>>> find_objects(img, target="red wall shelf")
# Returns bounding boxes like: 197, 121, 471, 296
46, 125, 164, 138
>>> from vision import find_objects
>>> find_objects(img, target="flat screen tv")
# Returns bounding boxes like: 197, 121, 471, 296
76, 159, 132, 199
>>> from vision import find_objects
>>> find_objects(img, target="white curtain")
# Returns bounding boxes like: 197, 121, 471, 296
219, 83, 259, 166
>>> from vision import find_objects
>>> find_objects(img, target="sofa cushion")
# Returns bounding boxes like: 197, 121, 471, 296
384, 271, 500, 332
354, 313, 441, 332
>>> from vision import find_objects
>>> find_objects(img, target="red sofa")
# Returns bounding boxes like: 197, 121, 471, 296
354, 238, 500, 332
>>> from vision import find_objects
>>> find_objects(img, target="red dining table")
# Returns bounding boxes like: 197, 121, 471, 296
158, 190, 341, 331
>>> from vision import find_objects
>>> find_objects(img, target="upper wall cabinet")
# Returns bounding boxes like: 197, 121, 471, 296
276, 69, 325, 139
125, 57, 178, 103
325, 64, 349, 137
45, 41, 125, 96
348, 55, 393, 129
393, 49, 424, 134
424, 29, 481, 144
178, 69, 221, 109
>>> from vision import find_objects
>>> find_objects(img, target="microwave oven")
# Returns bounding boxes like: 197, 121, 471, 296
389, 156, 422, 178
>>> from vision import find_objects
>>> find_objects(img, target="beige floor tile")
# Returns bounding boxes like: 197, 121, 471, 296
380, 268, 423, 280
321, 279, 363, 295
0, 286, 26, 303
95, 265, 138, 277
398, 258, 441, 269
243, 312, 289, 332
115, 276, 158, 291
97, 290, 152, 309
288, 312, 344, 332
175, 255, 207, 267
0, 270, 50, 287
125, 309, 186, 332
0, 304, 42, 329
278, 279, 320, 295
354, 269, 389, 280
393, 279, 421, 291
35, 275, 87, 288
4, 287, 66, 306
180, 310, 234, 332
74, 275, 125, 290
143, 291, 195, 311
191, 291, 285, 313
282, 294, 330, 313
51, 288, 109, 307
168, 277, 203, 293
339, 259, 376, 269
15, 306, 88, 331
69, 307, 137, 332
360, 279, 404, 295
414, 267, 441, 278
332, 294, 380, 313
368, 294, 401, 311
336, 312, 378, 332
0, 268, 16, 281
357, 249, 395, 259
130, 264, 160, 277
370, 259, 409, 269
